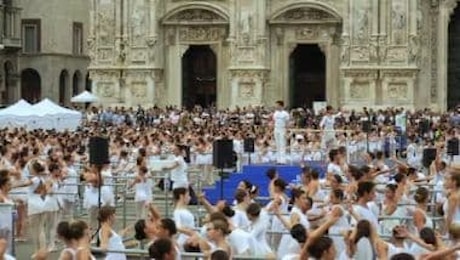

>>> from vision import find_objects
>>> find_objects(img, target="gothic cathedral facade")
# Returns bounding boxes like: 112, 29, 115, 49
88, 0, 460, 111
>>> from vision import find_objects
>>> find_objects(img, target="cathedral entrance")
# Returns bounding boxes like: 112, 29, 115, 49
182, 45, 217, 109
289, 44, 326, 108
448, 5, 460, 109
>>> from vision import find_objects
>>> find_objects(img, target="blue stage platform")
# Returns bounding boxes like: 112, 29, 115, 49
202, 161, 327, 204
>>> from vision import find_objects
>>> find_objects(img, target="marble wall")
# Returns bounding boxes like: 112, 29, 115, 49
88, 0, 458, 111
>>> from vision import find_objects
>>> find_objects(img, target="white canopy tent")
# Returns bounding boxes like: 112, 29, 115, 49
0, 99, 36, 128
30, 99, 82, 131
71, 90, 99, 103
0, 98, 83, 131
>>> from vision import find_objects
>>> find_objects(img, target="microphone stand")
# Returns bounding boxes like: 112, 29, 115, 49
91, 164, 105, 255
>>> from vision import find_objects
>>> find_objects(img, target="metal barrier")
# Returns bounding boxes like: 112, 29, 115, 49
90, 248, 271, 260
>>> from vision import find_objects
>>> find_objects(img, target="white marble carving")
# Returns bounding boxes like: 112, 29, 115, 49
130, 0, 146, 45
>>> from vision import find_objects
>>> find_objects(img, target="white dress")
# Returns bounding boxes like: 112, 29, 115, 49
232, 208, 250, 230
99, 230, 126, 260
329, 205, 349, 253
277, 206, 309, 259
134, 178, 153, 202
267, 195, 289, 242
173, 208, 195, 249
248, 211, 272, 255
43, 180, 61, 213
27, 176, 46, 216
227, 228, 257, 255
170, 156, 188, 189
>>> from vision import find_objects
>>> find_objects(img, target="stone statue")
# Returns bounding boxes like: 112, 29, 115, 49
392, 2, 406, 30
240, 10, 252, 35
353, 2, 369, 43
131, 1, 146, 44
409, 35, 420, 64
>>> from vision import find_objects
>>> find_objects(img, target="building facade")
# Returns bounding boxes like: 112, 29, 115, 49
0, 0, 91, 106
19, 0, 91, 106
88, 0, 460, 111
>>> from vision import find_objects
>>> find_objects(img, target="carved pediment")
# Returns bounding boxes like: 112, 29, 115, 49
163, 8, 228, 25
270, 7, 340, 24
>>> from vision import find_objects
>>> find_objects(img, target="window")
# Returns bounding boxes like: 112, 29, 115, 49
22, 19, 40, 53
73, 22, 83, 55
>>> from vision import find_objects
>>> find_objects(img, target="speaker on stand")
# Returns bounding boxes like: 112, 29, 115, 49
361, 119, 372, 152
447, 137, 459, 164
244, 138, 255, 165
422, 148, 437, 169
88, 136, 109, 250
213, 139, 236, 200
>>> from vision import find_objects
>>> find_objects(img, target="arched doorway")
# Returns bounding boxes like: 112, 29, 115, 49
59, 70, 69, 105
448, 5, 460, 109
85, 73, 92, 91
3, 61, 14, 104
20, 68, 41, 103
182, 45, 217, 108
73, 70, 82, 96
289, 44, 326, 108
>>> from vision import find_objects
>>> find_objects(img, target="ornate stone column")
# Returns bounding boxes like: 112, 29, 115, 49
437, 0, 457, 111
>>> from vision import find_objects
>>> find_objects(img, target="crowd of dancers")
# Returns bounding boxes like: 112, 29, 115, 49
0, 104, 457, 259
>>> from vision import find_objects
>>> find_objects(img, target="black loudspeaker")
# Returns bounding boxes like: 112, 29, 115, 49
362, 121, 372, 133
213, 139, 234, 168
89, 137, 109, 165
422, 148, 437, 168
420, 119, 430, 134
448, 138, 460, 156
244, 138, 255, 153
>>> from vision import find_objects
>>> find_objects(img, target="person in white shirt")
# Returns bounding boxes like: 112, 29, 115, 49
165, 145, 188, 189
320, 105, 341, 149
272, 101, 290, 164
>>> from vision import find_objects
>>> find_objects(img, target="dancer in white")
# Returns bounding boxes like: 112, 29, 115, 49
129, 165, 153, 219
320, 105, 341, 149
166, 145, 188, 189
98, 207, 127, 260
43, 163, 62, 251
272, 101, 290, 164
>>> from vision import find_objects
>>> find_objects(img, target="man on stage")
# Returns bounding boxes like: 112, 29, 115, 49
320, 105, 341, 150
273, 101, 290, 164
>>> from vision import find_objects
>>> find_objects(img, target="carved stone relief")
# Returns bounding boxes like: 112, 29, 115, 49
391, 0, 408, 45
231, 70, 268, 82
350, 46, 369, 62
131, 82, 148, 98
178, 27, 225, 42
130, 48, 147, 64
408, 35, 420, 65
166, 28, 176, 46
165, 9, 226, 24
275, 27, 284, 46
97, 82, 115, 98
87, 37, 96, 61
340, 35, 350, 66
349, 81, 369, 99
239, 82, 255, 98
97, 0, 115, 46
276, 7, 337, 22
295, 26, 319, 40
129, 0, 147, 45
237, 47, 255, 63
369, 36, 378, 63
97, 48, 114, 62
386, 47, 407, 62
386, 83, 408, 99
352, 0, 370, 44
